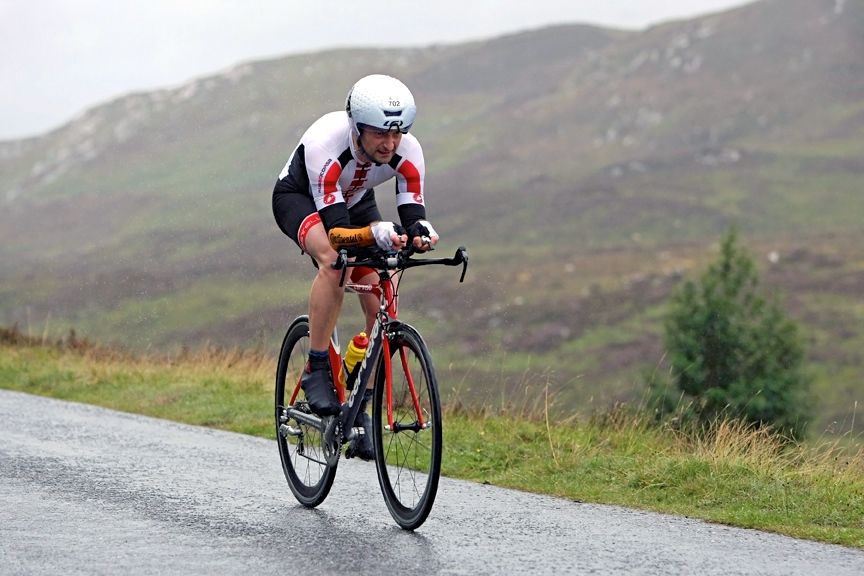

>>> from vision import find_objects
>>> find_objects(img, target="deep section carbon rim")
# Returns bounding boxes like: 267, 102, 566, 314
372, 324, 442, 530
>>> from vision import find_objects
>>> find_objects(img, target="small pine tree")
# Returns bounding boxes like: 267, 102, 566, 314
659, 230, 811, 439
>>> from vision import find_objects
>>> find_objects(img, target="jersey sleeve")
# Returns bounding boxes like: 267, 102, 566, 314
304, 143, 350, 230
391, 135, 427, 227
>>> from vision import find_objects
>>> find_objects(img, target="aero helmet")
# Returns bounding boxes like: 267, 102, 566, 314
345, 74, 416, 134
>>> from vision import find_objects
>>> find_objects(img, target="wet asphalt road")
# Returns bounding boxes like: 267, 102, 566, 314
1, 389, 863, 575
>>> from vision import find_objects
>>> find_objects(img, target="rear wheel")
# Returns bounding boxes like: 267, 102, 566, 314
372, 324, 442, 530
275, 317, 336, 507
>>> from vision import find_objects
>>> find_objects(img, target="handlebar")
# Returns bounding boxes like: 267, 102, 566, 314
331, 245, 469, 287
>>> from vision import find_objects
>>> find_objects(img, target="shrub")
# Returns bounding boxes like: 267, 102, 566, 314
654, 230, 811, 439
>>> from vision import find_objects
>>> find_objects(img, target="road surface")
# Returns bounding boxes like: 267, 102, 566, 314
1, 389, 862, 575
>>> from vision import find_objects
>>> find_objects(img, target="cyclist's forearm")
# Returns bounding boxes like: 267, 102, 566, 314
328, 225, 375, 249
316, 202, 375, 248
397, 203, 426, 230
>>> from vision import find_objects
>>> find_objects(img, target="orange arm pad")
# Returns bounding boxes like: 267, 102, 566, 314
328, 226, 375, 249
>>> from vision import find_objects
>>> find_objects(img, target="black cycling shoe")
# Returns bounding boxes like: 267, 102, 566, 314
345, 412, 375, 461
346, 390, 375, 460
300, 365, 340, 416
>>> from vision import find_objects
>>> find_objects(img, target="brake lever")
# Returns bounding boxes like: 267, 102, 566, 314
456, 246, 468, 282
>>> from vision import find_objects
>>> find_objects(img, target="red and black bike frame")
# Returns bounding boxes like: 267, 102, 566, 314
289, 246, 467, 433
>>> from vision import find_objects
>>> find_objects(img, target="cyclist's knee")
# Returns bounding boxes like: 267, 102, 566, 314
304, 225, 340, 276
315, 259, 342, 285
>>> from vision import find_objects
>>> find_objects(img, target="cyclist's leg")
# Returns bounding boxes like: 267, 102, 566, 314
352, 267, 400, 332
303, 225, 344, 351
273, 191, 344, 352
298, 225, 346, 415
344, 190, 382, 459
348, 189, 386, 334
273, 192, 342, 415
358, 289, 377, 335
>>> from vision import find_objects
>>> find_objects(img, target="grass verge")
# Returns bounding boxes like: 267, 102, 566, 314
1, 326, 862, 548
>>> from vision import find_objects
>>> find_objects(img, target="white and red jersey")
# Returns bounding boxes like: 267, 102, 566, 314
275, 111, 426, 231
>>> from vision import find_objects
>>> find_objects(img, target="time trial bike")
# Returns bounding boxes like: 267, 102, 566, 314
275, 244, 468, 530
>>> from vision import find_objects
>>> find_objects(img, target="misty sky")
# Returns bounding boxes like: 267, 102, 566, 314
0, 0, 751, 140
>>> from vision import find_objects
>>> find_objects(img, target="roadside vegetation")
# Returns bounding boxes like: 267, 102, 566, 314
647, 230, 812, 438
1, 325, 861, 548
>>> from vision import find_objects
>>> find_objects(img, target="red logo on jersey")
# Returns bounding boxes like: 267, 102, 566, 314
346, 163, 371, 194
413, 192, 423, 203
320, 160, 342, 205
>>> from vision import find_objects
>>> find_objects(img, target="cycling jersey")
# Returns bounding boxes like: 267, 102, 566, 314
273, 111, 427, 234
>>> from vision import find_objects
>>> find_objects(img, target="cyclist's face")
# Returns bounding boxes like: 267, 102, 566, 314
358, 128, 402, 164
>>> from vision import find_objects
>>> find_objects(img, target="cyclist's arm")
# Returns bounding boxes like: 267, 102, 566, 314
390, 135, 437, 250
397, 203, 427, 232
327, 225, 375, 249
390, 134, 427, 231
329, 222, 408, 250
302, 144, 370, 248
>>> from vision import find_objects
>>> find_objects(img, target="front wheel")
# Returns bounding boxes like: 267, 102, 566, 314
372, 323, 442, 530
275, 316, 337, 507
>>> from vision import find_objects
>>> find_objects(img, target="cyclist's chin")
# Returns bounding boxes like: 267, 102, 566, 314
373, 151, 395, 163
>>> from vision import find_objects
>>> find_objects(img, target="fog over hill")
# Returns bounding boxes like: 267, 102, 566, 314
1, 0, 862, 431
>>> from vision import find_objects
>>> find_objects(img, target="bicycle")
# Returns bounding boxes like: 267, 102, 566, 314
275, 243, 468, 530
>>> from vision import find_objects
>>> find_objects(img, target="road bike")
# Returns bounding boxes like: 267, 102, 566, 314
275, 244, 468, 530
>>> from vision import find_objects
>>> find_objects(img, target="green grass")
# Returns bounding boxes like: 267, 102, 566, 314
1, 330, 862, 548
0, 339, 273, 438
446, 411, 863, 546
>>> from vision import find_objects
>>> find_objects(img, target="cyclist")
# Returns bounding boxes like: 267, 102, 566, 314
272, 74, 439, 459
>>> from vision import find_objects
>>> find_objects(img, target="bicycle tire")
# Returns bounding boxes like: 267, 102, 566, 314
371, 323, 442, 530
275, 316, 337, 507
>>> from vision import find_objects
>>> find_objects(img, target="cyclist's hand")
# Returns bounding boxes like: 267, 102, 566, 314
407, 220, 439, 252
371, 221, 408, 250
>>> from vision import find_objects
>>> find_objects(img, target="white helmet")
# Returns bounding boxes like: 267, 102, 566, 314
345, 74, 416, 134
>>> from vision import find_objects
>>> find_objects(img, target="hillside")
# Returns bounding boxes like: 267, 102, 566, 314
1, 0, 862, 433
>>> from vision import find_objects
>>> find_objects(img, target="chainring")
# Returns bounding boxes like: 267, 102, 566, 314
322, 416, 343, 467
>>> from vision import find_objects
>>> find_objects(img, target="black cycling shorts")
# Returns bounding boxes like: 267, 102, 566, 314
272, 188, 382, 251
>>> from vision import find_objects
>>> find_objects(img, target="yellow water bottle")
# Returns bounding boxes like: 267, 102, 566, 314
341, 332, 369, 390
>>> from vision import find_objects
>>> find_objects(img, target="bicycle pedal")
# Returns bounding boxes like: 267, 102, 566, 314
344, 442, 371, 460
